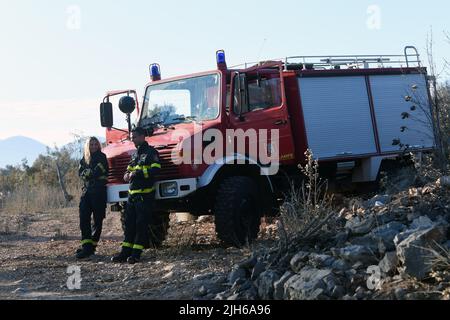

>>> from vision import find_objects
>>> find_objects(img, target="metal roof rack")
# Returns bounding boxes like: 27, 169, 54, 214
230, 46, 422, 71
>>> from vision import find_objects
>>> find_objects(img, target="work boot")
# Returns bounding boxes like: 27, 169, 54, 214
76, 243, 95, 260
127, 249, 143, 265
76, 245, 97, 254
111, 247, 132, 263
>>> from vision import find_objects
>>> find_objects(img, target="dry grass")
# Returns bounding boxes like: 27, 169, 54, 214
278, 150, 337, 249
411, 152, 448, 185
0, 212, 31, 235
0, 220, 12, 235
429, 242, 450, 272
2, 183, 80, 215
167, 221, 200, 256
52, 227, 69, 241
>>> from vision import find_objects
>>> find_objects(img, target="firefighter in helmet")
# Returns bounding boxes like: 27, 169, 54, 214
112, 127, 161, 264
77, 137, 109, 259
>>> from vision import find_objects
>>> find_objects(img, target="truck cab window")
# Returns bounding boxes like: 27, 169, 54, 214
233, 74, 249, 115
247, 76, 281, 112
233, 73, 282, 116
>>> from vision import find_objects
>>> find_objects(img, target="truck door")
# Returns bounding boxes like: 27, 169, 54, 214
229, 64, 295, 165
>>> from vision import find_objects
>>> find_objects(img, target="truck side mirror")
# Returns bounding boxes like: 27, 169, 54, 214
100, 102, 113, 128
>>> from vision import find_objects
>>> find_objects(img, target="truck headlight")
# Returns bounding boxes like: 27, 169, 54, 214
160, 182, 178, 197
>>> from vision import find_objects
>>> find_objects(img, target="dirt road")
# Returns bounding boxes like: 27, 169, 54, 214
0, 208, 276, 300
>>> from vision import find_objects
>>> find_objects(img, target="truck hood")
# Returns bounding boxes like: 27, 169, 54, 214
103, 122, 216, 159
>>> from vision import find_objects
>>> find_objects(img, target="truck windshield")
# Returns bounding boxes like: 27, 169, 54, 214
141, 74, 220, 127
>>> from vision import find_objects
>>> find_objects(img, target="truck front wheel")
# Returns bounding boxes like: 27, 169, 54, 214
120, 208, 170, 249
214, 176, 261, 247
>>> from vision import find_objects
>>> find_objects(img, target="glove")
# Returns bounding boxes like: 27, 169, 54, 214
124, 171, 135, 183
82, 169, 92, 180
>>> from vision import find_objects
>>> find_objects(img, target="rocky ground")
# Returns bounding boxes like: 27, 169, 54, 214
218, 178, 450, 300
0, 209, 276, 300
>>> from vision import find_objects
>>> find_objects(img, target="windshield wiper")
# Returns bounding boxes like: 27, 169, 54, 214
142, 113, 162, 123
170, 115, 200, 123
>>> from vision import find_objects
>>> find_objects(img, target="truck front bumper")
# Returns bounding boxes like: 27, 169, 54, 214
107, 178, 198, 203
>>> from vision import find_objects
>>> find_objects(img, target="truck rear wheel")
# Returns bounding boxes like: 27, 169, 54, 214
147, 211, 170, 248
120, 208, 170, 249
214, 176, 261, 247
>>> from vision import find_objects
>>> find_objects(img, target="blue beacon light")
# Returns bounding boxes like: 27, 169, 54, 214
216, 50, 227, 70
150, 63, 161, 81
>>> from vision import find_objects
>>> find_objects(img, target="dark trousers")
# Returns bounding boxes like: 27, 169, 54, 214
79, 191, 106, 244
123, 193, 154, 248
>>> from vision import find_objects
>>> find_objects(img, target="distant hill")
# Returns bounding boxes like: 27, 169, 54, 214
0, 136, 49, 168
0, 136, 107, 169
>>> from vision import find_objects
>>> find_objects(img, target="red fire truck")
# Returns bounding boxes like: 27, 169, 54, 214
99, 46, 435, 247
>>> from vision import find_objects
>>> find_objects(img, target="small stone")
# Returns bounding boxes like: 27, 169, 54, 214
345, 269, 357, 278
437, 176, 450, 188
12, 288, 26, 295
284, 268, 333, 300
331, 285, 345, 299
345, 216, 376, 235
290, 251, 310, 273
396, 226, 447, 280
227, 293, 240, 300
214, 276, 228, 284
379, 252, 399, 274
214, 292, 229, 300
436, 283, 446, 291
232, 278, 246, 288
198, 286, 208, 297
228, 267, 247, 284
410, 216, 435, 230
273, 271, 294, 300
309, 254, 336, 268
176, 212, 196, 222
394, 288, 406, 300
256, 270, 280, 300
351, 235, 379, 252
335, 245, 377, 265
238, 256, 257, 270
193, 272, 217, 281
354, 286, 366, 300
365, 195, 391, 208
352, 262, 365, 270
334, 231, 349, 246
251, 260, 266, 281
371, 222, 406, 252
231, 278, 245, 292
197, 215, 214, 223
331, 259, 349, 271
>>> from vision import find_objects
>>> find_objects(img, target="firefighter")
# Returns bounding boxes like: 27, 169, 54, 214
76, 137, 109, 259
112, 127, 161, 264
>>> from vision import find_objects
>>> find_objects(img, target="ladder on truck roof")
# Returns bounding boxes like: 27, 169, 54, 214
231, 46, 422, 71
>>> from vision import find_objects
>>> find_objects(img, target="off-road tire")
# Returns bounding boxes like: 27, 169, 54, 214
120, 208, 170, 249
214, 176, 261, 247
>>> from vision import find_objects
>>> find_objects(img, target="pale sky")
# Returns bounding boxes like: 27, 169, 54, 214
0, 0, 449, 146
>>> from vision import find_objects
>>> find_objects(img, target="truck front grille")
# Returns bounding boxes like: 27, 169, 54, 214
158, 144, 180, 180
107, 144, 180, 184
